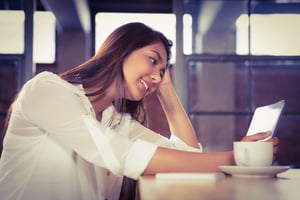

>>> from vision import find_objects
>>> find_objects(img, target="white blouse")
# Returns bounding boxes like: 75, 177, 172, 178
0, 72, 202, 200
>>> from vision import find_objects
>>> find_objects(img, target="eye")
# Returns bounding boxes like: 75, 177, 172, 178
149, 57, 157, 65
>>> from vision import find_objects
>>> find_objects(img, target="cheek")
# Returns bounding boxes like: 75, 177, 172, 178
139, 63, 152, 75
124, 59, 152, 76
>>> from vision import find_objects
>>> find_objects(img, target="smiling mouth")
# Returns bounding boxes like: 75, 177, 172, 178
139, 78, 149, 91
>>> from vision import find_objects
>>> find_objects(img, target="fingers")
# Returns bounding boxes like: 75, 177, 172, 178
268, 137, 279, 154
268, 136, 279, 146
241, 131, 272, 142
240, 131, 280, 161
160, 69, 172, 85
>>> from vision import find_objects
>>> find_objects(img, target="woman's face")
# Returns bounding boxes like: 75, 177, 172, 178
123, 42, 167, 101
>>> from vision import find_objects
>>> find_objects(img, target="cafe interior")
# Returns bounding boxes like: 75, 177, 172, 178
0, 0, 300, 187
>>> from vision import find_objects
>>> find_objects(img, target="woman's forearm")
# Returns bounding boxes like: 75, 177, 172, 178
143, 147, 235, 175
156, 83, 199, 148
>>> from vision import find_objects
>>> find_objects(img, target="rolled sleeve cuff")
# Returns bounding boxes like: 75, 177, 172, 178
170, 134, 203, 152
124, 139, 158, 180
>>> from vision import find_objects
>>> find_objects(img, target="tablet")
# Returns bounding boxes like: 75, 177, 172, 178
246, 100, 285, 141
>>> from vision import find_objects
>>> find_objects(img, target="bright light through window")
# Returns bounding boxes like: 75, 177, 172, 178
0, 10, 56, 63
236, 14, 300, 55
95, 13, 192, 63
0, 11, 25, 54
33, 11, 56, 63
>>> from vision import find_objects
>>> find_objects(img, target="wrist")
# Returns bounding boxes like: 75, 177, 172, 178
156, 82, 174, 97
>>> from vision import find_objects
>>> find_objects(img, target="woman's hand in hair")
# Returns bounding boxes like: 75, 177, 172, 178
156, 69, 173, 96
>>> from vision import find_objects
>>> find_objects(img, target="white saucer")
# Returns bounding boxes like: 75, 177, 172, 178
219, 165, 290, 178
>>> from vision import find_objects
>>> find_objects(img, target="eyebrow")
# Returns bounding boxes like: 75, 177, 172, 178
151, 50, 162, 62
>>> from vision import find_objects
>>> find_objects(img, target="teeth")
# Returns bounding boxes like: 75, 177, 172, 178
140, 78, 149, 91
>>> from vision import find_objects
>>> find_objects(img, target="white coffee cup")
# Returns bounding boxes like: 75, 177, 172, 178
233, 141, 273, 167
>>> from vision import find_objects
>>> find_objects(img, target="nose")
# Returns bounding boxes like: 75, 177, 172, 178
151, 70, 161, 84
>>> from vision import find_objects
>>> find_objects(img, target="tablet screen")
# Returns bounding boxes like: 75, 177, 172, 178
246, 100, 285, 141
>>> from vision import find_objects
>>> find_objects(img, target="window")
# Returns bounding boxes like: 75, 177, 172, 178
236, 14, 300, 55
0, 11, 24, 54
184, 0, 300, 165
0, 11, 56, 63
33, 11, 56, 63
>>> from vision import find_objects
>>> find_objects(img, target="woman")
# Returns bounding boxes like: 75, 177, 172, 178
0, 22, 278, 200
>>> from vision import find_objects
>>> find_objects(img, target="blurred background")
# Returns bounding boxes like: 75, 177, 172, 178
1, 0, 300, 167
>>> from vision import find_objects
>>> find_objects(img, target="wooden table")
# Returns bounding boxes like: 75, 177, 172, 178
138, 169, 300, 200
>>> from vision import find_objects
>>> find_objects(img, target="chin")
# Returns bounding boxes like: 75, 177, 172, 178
134, 96, 144, 101
126, 91, 147, 101
125, 95, 143, 101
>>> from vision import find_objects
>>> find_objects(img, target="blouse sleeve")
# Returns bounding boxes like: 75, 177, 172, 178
19, 73, 158, 179
127, 119, 203, 152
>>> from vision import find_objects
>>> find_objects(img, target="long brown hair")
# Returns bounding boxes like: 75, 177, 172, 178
60, 22, 172, 125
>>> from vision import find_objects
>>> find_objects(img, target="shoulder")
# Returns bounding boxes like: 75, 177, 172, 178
17, 71, 87, 107
26, 71, 67, 88
23, 71, 81, 95
17, 71, 91, 114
